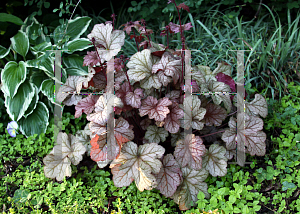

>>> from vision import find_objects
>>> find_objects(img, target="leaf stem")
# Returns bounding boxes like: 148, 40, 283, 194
198, 130, 225, 138
132, 30, 140, 52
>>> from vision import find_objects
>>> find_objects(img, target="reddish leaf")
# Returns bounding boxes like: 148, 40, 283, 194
93, 72, 106, 91
168, 22, 193, 34
203, 103, 227, 126
125, 88, 144, 108
164, 101, 184, 134
75, 95, 100, 118
140, 118, 152, 130
90, 134, 108, 162
152, 52, 182, 85
83, 51, 102, 66
139, 96, 172, 122
174, 134, 206, 170
177, 3, 190, 12
154, 154, 182, 197
114, 117, 134, 146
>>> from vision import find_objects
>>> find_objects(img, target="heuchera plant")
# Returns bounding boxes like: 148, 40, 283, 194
43, 1, 268, 210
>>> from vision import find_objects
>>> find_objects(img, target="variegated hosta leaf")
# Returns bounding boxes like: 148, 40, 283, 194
86, 93, 123, 125
212, 62, 231, 76
43, 132, 86, 181
87, 23, 125, 61
171, 167, 210, 210
110, 141, 165, 192
171, 131, 184, 147
179, 95, 206, 130
145, 125, 169, 143
152, 52, 182, 85
125, 88, 144, 108
154, 154, 182, 197
164, 101, 184, 134
126, 49, 160, 87
139, 96, 172, 122
243, 94, 268, 118
56, 75, 83, 106
203, 103, 227, 126
174, 134, 206, 170
208, 81, 232, 113
202, 144, 228, 177
221, 112, 266, 157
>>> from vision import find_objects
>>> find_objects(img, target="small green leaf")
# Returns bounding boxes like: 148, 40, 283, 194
0, 13, 25, 25
44, 2, 50, 8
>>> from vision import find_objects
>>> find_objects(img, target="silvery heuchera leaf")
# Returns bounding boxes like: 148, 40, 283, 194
43, 132, 86, 181
126, 49, 161, 89
212, 62, 231, 76
203, 103, 227, 126
215, 72, 236, 100
56, 75, 82, 106
174, 134, 206, 170
153, 154, 182, 198
86, 93, 123, 125
89, 121, 106, 136
166, 90, 181, 104
139, 96, 172, 122
152, 51, 182, 85
202, 143, 228, 177
114, 117, 134, 145
115, 81, 133, 114
75, 123, 92, 155
156, 70, 173, 86
145, 125, 169, 143
125, 88, 144, 108
221, 112, 266, 157
110, 141, 165, 192
140, 118, 152, 130
76, 66, 96, 93
171, 167, 210, 211
195, 65, 216, 85
208, 80, 232, 113
171, 131, 184, 147
75, 95, 100, 118
164, 101, 184, 134
87, 23, 125, 61
179, 95, 206, 130
244, 94, 268, 118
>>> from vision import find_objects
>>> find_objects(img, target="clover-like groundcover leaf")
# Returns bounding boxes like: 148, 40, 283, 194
221, 112, 267, 157
174, 134, 206, 170
171, 167, 210, 211
145, 125, 169, 143
110, 141, 165, 192
202, 143, 228, 177
139, 96, 172, 122
153, 154, 182, 198
43, 132, 86, 181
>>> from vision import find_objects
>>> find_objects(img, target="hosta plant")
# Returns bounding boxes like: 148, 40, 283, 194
43, 0, 268, 211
